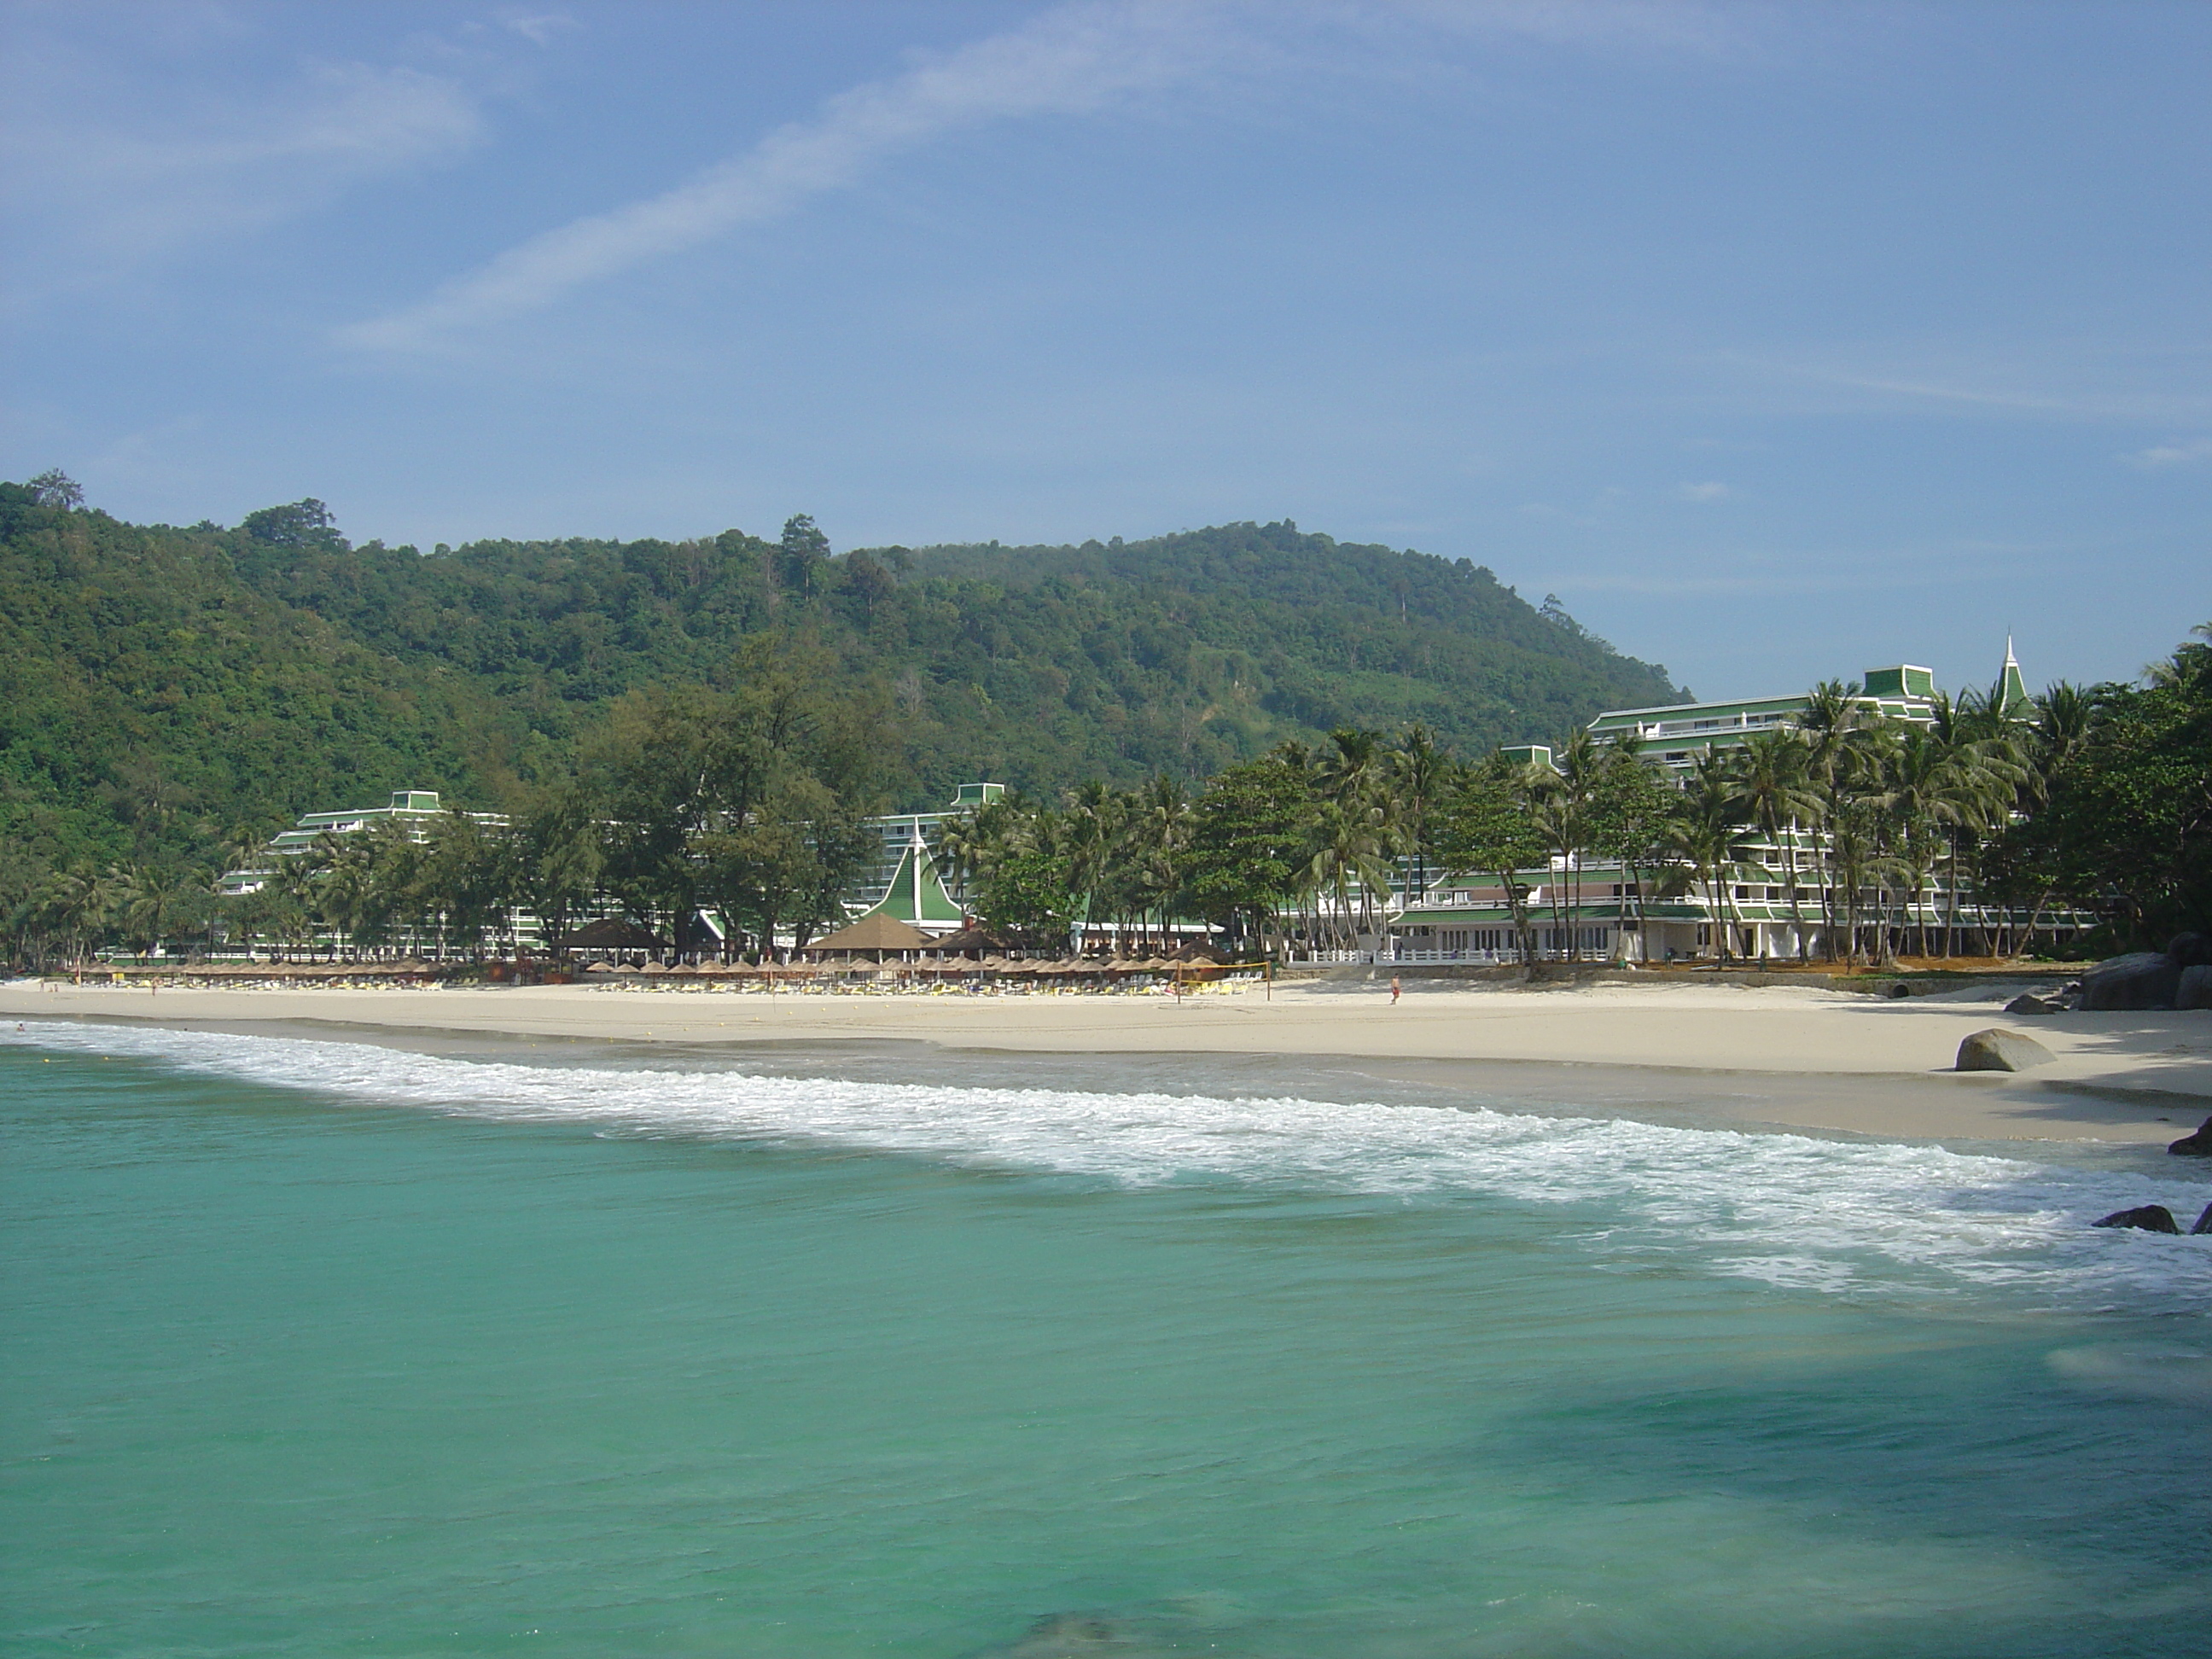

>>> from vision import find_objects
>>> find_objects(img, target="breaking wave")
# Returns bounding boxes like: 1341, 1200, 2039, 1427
9, 1021, 2209, 1309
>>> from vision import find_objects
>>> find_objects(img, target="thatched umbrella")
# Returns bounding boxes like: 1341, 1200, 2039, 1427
928, 924, 1008, 958
1169, 943, 1231, 964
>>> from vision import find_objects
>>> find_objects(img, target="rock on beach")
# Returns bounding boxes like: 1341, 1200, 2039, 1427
1955, 1027, 2054, 1073
2168, 1115, 2212, 1156
2079, 952, 2182, 1012
2178, 963, 2212, 1012
2092, 1205, 2182, 1234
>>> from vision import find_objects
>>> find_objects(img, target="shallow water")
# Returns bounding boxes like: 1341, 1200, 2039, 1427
3, 1022, 2209, 1656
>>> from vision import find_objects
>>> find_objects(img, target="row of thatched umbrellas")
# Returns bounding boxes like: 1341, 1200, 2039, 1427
100, 958, 445, 978
579, 953, 1224, 977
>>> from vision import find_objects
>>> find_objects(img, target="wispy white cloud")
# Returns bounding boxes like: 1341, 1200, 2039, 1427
1677, 480, 1729, 501
2128, 437, 2212, 469
1722, 350, 2212, 425
497, 10, 578, 49
3, 57, 483, 259
340, 0, 1748, 352
340, 1, 1234, 352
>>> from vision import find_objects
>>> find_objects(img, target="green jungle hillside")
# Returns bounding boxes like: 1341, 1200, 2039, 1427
0, 484, 1684, 866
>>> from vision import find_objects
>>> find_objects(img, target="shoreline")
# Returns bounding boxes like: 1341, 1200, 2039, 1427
7, 977, 2209, 1146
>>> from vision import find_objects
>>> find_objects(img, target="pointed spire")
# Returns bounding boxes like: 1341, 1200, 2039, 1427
1997, 635, 2030, 715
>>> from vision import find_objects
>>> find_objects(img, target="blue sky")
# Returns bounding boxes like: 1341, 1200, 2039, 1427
3, 1, 2206, 704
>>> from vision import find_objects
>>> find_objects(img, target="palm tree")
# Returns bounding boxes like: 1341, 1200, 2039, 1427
1317, 728, 1384, 809
1302, 798, 1396, 952
39, 865, 118, 969
1387, 725, 1452, 905
1876, 725, 1938, 957
1059, 781, 1123, 952
271, 854, 324, 961
2032, 682, 2093, 783
1121, 774, 1190, 951
1825, 797, 1877, 963
1586, 733, 1677, 953
2005, 682, 2093, 952
1549, 728, 1606, 958
1794, 679, 1869, 961
117, 865, 207, 961
316, 839, 382, 960
1726, 729, 1823, 962
1667, 752, 1753, 961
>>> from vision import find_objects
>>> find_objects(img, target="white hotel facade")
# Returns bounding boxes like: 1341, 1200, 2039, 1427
1388, 648, 2054, 965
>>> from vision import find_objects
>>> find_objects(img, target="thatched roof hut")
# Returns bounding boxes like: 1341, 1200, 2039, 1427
805, 913, 934, 960
566, 917, 669, 954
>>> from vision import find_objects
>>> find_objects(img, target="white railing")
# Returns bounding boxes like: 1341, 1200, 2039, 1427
1288, 947, 1521, 966
1384, 948, 1521, 965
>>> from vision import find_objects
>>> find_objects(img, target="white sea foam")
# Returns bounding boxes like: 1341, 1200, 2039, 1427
9, 1021, 2209, 1308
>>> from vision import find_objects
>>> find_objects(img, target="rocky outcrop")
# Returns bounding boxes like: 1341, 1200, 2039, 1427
2080, 952, 2182, 1011
2168, 1116, 2212, 1156
2093, 1204, 2181, 1233
2178, 963, 2212, 1011
2194, 1203, 2212, 1236
2005, 992, 2064, 1016
1956, 1027, 2056, 1073
2077, 934, 2212, 1011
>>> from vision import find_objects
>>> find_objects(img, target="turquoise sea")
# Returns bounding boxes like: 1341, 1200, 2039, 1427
3, 1021, 2209, 1657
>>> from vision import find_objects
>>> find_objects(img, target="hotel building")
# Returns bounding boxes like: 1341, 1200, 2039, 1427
1389, 644, 2051, 964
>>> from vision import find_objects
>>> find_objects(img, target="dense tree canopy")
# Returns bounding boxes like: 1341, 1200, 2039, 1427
1, 485, 1684, 870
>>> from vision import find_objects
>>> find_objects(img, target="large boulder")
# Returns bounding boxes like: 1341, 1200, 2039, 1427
2194, 1203, 2212, 1236
2168, 1116, 2212, 1156
2005, 992, 2064, 1016
2167, 932, 2212, 968
2079, 952, 2182, 1011
2093, 1204, 2181, 1233
2177, 964, 2212, 1011
1956, 1027, 2056, 1073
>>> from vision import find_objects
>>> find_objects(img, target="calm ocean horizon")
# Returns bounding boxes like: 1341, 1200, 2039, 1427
4, 1022, 2209, 1656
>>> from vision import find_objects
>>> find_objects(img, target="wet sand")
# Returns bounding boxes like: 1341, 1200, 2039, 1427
6, 976, 2208, 1144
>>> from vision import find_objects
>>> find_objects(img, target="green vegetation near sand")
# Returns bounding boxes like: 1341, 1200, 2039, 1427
3, 474, 2204, 966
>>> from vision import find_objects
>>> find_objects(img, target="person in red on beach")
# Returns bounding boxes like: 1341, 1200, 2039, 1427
1390, 975, 1401, 1005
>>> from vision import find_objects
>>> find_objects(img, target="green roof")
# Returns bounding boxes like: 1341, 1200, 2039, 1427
1997, 640, 2031, 715
863, 841, 965, 927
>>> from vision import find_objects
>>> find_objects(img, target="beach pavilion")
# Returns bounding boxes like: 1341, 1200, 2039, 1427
800, 913, 935, 963
562, 917, 670, 963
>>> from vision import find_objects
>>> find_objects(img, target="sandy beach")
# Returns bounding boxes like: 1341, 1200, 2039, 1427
9, 975, 2209, 1145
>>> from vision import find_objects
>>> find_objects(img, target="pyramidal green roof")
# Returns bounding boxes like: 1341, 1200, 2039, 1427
1997, 637, 2032, 716
864, 840, 965, 927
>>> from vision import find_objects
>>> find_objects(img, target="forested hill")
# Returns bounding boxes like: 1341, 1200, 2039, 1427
1, 486, 1684, 865
890, 525, 1680, 740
